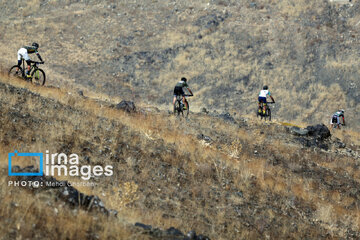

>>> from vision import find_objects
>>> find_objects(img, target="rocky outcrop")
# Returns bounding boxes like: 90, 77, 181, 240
289, 124, 331, 150
135, 222, 210, 240
115, 100, 136, 113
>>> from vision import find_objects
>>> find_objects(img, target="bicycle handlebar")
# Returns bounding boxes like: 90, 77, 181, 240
184, 94, 193, 97
32, 61, 44, 65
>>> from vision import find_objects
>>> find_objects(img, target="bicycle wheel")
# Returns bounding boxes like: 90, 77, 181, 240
184, 102, 189, 118
267, 107, 271, 121
257, 105, 261, 118
174, 101, 181, 116
8, 65, 24, 79
31, 68, 46, 86
260, 103, 265, 120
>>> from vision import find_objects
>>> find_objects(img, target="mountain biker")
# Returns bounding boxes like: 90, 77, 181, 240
258, 85, 275, 114
330, 109, 345, 129
173, 77, 193, 110
16, 43, 44, 78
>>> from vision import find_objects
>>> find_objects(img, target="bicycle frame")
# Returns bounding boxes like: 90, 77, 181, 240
30, 64, 40, 78
20, 59, 40, 76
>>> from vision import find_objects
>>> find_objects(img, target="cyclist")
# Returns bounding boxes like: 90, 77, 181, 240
173, 77, 193, 110
330, 109, 345, 129
258, 85, 275, 115
17, 42, 44, 78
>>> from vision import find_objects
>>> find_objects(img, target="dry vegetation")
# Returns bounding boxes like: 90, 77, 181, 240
1, 71, 360, 239
0, 0, 359, 129
0, 0, 359, 239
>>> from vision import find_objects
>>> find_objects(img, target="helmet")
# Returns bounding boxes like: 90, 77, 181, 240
181, 77, 187, 82
339, 109, 344, 114
263, 85, 268, 90
32, 42, 39, 49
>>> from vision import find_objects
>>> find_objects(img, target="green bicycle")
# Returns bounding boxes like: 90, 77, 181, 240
8, 59, 46, 86
257, 101, 275, 121
174, 94, 192, 118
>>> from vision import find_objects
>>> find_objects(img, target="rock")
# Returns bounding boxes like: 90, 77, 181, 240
334, 139, 346, 148
217, 112, 236, 123
135, 222, 152, 230
115, 100, 136, 113
305, 124, 331, 140
197, 134, 212, 143
135, 222, 210, 240
187, 230, 197, 239
290, 127, 309, 136
78, 90, 84, 97
201, 107, 209, 114
166, 227, 183, 236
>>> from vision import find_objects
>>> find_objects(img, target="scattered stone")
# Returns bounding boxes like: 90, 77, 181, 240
334, 138, 346, 148
78, 90, 84, 97
305, 124, 331, 140
201, 107, 209, 114
290, 127, 309, 136
135, 222, 210, 240
135, 222, 152, 230
217, 112, 236, 123
115, 100, 136, 113
197, 134, 212, 143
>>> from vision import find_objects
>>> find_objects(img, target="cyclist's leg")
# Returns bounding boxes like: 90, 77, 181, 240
173, 87, 179, 106
337, 116, 341, 129
330, 118, 333, 129
183, 96, 188, 109
258, 97, 262, 113
25, 60, 32, 77
331, 115, 338, 129
17, 49, 24, 72
19, 49, 32, 77
258, 97, 265, 113
262, 99, 267, 114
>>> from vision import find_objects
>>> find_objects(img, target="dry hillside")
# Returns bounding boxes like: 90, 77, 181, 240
0, 0, 359, 129
1, 72, 360, 239
1, 0, 360, 239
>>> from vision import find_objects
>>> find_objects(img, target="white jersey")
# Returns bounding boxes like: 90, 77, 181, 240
259, 90, 270, 97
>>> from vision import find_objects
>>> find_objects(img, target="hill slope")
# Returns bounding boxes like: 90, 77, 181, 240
0, 0, 359, 129
1, 74, 360, 239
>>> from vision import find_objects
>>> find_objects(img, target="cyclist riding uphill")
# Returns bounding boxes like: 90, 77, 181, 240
258, 85, 275, 114
330, 109, 345, 129
17, 42, 44, 78
173, 77, 193, 110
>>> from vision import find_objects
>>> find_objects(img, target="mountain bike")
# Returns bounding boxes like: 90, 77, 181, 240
174, 94, 192, 118
257, 102, 275, 121
330, 116, 345, 130
8, 59, 46, 86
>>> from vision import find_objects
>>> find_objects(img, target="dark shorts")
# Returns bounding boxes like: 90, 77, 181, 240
258, 96, 267, 103
332, 115, 338, 124
174, 86, 184, 96
18, 59, 31, 66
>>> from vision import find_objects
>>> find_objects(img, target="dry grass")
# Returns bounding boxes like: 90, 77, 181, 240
1, 69, 360, 239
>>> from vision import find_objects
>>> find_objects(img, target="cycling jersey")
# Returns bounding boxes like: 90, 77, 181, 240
23, 46, 38, 54
259, 90, 271, 97
174, 80, 189, 96
330, 111, 344, 125
333, 111, 344, 118
17, 46, 43, 63
175, 80, 189, 88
